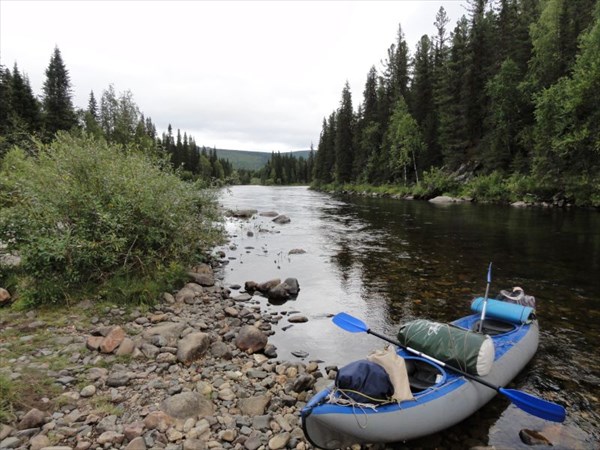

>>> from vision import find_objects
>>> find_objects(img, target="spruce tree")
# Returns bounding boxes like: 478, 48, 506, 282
9, 63, 42, 133
42, 47, 76, 138
334, 82, 354, 184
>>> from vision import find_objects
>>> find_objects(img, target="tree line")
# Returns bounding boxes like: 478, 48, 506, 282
312, 0, 600, 206
0, 47, 234, 183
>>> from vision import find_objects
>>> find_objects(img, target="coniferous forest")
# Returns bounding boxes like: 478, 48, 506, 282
0, 48, 235, 184
312, 0, 600, 207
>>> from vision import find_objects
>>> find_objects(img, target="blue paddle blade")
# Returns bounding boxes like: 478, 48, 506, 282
487, 262, 492, 283
499, 388, 566, 422
332, 312, 369, 333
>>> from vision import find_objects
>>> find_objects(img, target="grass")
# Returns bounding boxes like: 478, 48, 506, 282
0, 371, 61, 423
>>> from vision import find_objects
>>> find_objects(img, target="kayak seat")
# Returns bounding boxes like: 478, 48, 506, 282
471, 319, 516, 336
405, 359, 442, 393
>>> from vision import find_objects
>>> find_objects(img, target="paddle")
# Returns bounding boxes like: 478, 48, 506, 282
478, 262, 493, 333
332, 312, 566, 423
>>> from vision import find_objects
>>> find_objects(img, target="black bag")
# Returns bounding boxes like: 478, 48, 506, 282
335, 359, 394, 403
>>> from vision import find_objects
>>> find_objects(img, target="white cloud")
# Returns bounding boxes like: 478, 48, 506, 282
1, 0, 467, 151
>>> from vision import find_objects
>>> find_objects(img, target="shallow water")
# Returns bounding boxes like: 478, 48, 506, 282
217, 185, 599, 449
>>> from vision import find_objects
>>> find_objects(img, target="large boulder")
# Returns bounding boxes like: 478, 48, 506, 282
235, 325, 268, 354
142, 322, 186, 347
238, 394, 271, 416
100, 326, 126, 353
161, 392, 214, 420
177, 332, 210, 364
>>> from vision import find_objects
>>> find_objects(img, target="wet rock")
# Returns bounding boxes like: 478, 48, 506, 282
229, 209, 257, 219
272, 215, 291, 225
233, 293, 253, 302
288, 315, 308, 323
288, 249, 306, 255
17, 408, 46, 430
177, 332, 210, 364
160, 392, 214, 420
235, 325, 268, 353
519, 429, 553, 446
259, 211, 279, 217
283, 278, 300, 295
291, 350, 309, 358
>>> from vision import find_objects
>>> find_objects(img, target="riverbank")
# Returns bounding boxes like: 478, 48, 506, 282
311, 177, 600, 210
0, 259, 334, 450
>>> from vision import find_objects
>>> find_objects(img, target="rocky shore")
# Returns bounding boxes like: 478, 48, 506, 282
0, 262, 334, 450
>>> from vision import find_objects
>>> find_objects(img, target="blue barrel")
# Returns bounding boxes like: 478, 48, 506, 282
471, 298, 535, 324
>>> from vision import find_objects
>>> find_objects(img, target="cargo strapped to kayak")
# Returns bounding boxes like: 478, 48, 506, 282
471, 297, 535, 324
397, 320, 495, 376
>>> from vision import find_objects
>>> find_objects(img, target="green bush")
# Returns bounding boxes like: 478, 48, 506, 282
0, 133, 223, 305
464, 171, 509, 202
414, 167, 460, 198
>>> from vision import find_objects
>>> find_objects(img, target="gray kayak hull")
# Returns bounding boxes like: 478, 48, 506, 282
301, 318, 539, 448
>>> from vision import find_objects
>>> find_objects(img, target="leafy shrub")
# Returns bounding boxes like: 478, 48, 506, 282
0, 133, 223, 305
464, 171, 509, 202
414, 167, 460, 198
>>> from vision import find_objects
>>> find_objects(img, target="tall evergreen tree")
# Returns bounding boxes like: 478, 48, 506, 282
334, 82, 354, 184
42, 47, 76, 138
382, 24, 410, 108
410, 35, 438, 170
9, 63, 42, 133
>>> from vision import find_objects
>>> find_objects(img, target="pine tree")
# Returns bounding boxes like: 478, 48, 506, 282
42, 47, 76, 138
334, 82, 354, 184
9, 63, 42, 133
0, 65, 11, 136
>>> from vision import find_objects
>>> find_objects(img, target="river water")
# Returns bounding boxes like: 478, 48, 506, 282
216, 185, 599, 449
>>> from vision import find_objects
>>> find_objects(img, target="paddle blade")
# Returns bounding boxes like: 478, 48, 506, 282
332, 312, 369, 333
487, 262, 492, 283
500, 388, 566, 422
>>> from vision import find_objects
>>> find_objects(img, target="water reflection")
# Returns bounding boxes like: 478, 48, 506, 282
218, 186, 599, 448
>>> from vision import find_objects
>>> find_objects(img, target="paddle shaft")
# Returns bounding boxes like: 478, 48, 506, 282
478, 263, 493, 333
367, 328, 500, 392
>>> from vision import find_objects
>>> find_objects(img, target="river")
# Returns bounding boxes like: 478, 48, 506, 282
216, 185, 599, 449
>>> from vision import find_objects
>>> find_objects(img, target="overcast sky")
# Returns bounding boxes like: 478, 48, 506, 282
1, 1, 467, 152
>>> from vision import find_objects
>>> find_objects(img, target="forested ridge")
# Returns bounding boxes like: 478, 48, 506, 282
312, 0, 600, 207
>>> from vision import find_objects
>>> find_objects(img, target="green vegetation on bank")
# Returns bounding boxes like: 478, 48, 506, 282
0, 133, 223, 306
317, 168, 563, 205
312, 0, 600, 208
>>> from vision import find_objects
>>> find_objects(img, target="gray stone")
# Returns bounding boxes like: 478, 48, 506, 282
238, 395, 271, 416
125, 437, 147, 450
160, 392, 214, 420
272, 215, 291, 224
268, 432, 290, 450
79, 385, 96, 397
288, 315, 308, 323
235, 325, 267, 354
17, 408, 46, 430
177, 332, 210, 365
106, 371, 129, 387
142, 322, 186, 347
0, 437, 20, 449
183, 438, 206, 450
29, 434, 51, 450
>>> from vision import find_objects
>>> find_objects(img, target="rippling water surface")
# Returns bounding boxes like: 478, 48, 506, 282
217, 185, 599, 449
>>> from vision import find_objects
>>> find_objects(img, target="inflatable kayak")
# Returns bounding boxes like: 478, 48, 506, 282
301, 298, 540, 448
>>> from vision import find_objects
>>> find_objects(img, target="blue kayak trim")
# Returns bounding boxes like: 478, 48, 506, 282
302, 313, 531, 417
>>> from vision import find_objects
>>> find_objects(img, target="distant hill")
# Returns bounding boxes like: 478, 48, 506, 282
214, 149, 312, 170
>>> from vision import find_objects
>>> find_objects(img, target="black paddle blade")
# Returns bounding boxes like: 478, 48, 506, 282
500, 388, 566, 422
332, 312, 369, 333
